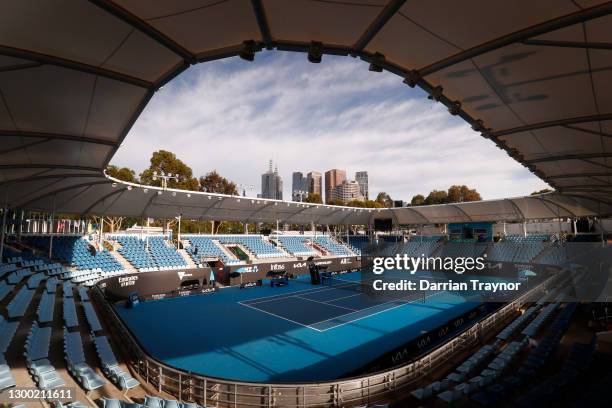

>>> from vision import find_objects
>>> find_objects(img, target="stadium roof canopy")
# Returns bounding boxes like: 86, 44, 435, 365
1, 0, 612, 225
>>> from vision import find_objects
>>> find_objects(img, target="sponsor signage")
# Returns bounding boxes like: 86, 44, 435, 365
225, 256, 362, 285
100, 267, 212, 301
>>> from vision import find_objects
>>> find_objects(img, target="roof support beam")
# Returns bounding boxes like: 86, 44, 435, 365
526, 153, 612, 164
522, 38, 612, 50
535, 196, 577, 218
563, 124, 612, 139
0, 138, 52, 156
251, 0, 272, 45
0, 130, 117, 147
81, 187, 127, 216
417, 2, 612, 77
0, 164, 101, 172
547, 172, 612, 179
450, 204, 474, 222
353, 0, 407, 51
13, 180, 110, 209
491, 113, 612, 137
0, 45, 152, 89
0, 173, 102, 187
88, 0, 195, 63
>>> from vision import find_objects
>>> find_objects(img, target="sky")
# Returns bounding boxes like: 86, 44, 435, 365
111, 51, 549, 202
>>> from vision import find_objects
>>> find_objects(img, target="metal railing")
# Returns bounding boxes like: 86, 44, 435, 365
92, 272, 561, 407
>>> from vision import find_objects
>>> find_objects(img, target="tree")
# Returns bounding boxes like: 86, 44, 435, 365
364, 200, 383, 208
199, 170, 238, 195
531, 188, 553, 195
375, 192, 393, 208
447, 185, 481, 203
303, 193, 323, 204
346, 200, 366, 208
139, 150, 199, 190
425, 190, 448, 205
327, 198, 346, 206
106, 165, 138, 183
411, 194, 425, 206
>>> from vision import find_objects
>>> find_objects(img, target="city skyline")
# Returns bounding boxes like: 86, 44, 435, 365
111, 51, 549, 202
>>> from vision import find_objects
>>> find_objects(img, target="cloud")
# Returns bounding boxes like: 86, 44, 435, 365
112, 51, 549, 201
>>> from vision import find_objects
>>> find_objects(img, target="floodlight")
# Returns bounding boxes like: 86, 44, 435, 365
239, 40, 256, 61
308, 42, 323, 63
368, 53, 385, 72
427, 85, 443, 102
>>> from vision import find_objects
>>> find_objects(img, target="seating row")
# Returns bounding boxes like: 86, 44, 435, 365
93, 335, 140, 390
0, 315, 19, 354
0, 353, 16, 391
7, 284, 36, 318
63, 329, 106, 391
37, 291, 56, 323
63, 296, 79, 328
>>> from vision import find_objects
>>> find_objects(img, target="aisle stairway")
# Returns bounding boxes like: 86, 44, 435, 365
177, 249, 197, 269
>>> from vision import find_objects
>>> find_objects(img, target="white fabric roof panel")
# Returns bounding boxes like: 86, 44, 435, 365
0, 0, 611, 224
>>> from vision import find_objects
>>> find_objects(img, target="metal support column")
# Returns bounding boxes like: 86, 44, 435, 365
0, 195, 7, 262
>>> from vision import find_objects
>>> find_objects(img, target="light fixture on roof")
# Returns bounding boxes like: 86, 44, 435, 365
471, 119, 485, 132
143, 188, 148, 193
111, 183, 117, 188
403, 70, 420, 88
427, 85, 443, 102
239, 40, 256, 61
127, 186, 132, 191
448, 100, 462, 115
172, 192, 176, 197
368, 52, 385, 72
308, 41, 323, 63
157, 191, 162, 195
186, 193, 191, 198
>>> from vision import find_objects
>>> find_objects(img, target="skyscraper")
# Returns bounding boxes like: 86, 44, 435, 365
331, 180, 364, 202
261, 160, 283, 200
292, 172, 308, 201
355, 171, 369, 200
307, 171, 322, 196
324, 169, 346, 203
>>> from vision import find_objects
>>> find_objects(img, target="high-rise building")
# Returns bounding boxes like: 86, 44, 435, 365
355, 171, 369, 200
325, 169, 346, 203
261, 160, 283, 200
331, 180, 364, 202
306, 171, 322, 196
292, 172, 308, 201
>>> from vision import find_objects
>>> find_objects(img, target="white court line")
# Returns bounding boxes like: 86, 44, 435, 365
293, 295, 357, 311
313, 291, 445, 332
238, 301, 323, 332
240, 282, 355, 305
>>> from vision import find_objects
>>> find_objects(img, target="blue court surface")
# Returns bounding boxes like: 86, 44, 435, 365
114, 272, 480, 382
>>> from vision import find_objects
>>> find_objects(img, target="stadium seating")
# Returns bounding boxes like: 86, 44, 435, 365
25, 322, 66, 390
342, 235, 370, 254
0, 315, 19, 355
440, 242, 488, 260
487, 234, 548, 264
0, 353, 16, 391
218, 235, 288, 259
111, 235, 187, 272
184, 235, 239, 265
63, 329, 106, 391
276, 235, 319, 257
92, 335, 140, 390
538, 245, 568, 265
37, 291, 56, 323
7, 285, 36, 318
25, 236, 124, 275
312, 236, 354, 256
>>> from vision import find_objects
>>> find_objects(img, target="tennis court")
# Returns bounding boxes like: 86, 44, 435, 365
114, 271, 483, 382
239, 273, 444, 331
